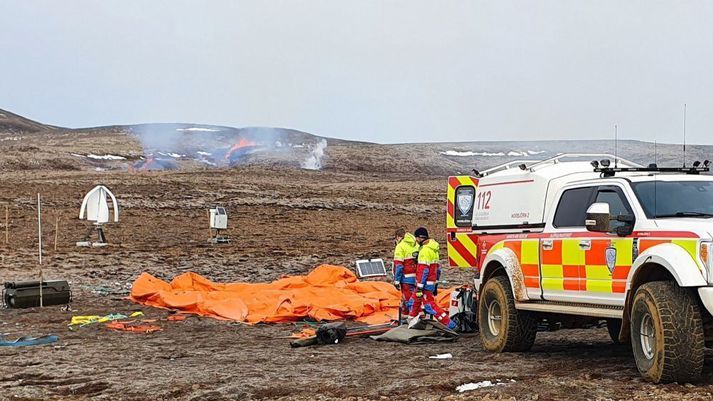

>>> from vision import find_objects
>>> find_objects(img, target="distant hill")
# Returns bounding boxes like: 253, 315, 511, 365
367, 139, 713, 176
0, 109, 58, 133
1, 108, 711, 175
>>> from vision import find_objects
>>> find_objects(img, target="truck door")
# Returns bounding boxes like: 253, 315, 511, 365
541, 186, 594, 302
581, 186, 635, 306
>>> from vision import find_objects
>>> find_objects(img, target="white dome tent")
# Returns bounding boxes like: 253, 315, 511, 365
77, 185, 119, 247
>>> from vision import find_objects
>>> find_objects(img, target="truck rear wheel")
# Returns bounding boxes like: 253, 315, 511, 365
630, 281, 704, 383
478, 275, 537, 352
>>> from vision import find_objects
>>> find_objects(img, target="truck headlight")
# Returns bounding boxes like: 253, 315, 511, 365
700, 241, 712, 283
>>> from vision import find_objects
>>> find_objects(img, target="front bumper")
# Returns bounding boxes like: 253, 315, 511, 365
698, 287, 713, 316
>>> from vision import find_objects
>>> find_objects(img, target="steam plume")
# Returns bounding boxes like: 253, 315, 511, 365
301, 139, 327, 170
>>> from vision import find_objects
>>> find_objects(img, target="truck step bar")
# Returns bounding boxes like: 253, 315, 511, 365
516, 300, 624, 319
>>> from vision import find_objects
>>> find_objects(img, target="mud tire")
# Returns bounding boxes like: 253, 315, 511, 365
478, 275, 537, 352
630, 281, 704, 383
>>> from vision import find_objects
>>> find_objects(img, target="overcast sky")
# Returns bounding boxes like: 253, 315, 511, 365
1, 1, 712, 144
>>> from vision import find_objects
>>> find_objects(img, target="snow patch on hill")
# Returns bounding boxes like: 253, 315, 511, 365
176, 127, 220, 132
158, 152, 184, 158
86, 154, 126, 160
442, 150, 546, 157
441, 150, 504, 157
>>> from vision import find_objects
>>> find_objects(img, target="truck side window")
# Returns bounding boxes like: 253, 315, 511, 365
553, 187, 593, 228
594, 189, 633, 229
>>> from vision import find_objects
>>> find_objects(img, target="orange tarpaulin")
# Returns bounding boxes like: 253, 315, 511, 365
130, 264, 454, 324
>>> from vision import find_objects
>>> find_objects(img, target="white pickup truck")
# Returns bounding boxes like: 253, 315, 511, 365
445, 154, 713, 383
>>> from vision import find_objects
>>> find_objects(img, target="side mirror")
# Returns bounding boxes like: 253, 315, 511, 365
614, 214, 635, 236
585, 203, 610, 232
616, 214, 635, 224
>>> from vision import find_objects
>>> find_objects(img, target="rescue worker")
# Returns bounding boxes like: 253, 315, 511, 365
392, 228, 419, 319
408, 227, 457, 330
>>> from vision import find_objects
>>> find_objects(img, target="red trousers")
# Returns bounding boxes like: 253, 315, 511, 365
408, 290, 452, 326
399, 284, 415, 315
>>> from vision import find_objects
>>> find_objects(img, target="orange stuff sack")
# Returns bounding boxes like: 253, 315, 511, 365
130, 264, 454, 324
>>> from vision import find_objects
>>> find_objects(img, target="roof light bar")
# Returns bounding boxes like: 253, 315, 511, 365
594, 164, 710, 177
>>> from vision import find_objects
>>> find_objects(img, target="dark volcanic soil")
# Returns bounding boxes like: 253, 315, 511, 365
2, 165, 713, 400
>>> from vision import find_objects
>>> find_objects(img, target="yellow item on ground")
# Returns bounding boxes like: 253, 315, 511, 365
69, 311, 144, 327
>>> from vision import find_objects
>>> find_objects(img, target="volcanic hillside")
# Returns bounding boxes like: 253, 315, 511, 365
1, 108, 712, 175
0, 108, 60, 133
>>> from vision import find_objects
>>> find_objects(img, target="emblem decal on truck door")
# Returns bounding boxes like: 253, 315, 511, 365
605, 247, 617, 273
458, 190, 474, 215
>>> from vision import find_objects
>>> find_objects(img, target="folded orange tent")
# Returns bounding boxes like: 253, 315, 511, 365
130, 264, 453, 325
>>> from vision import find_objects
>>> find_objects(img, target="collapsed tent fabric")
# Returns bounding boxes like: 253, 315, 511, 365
370, 319, 459, 344
130, 264, 453, 324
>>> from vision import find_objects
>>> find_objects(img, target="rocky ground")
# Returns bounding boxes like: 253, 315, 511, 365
0, 167, 712, 401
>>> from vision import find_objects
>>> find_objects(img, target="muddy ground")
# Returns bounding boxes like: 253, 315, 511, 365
2, 168, 713, 401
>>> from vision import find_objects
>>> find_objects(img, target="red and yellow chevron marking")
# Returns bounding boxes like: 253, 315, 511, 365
446, 175, 479, 230
446, 175, 479, 269
447, 233, 479, 268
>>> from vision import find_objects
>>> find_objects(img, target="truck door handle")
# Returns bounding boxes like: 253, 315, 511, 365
579, 240, 591, 250
542, 240, 553, 250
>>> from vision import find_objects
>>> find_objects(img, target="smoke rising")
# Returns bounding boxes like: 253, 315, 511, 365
128, 124, 325, 170
301, 139, 327, 170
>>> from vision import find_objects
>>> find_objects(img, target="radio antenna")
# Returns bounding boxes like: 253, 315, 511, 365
683, 103, 687, 167
614, 124, 618, 167
654, 140, 658, 166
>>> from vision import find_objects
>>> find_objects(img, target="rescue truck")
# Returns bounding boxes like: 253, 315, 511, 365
446, 153, 713, 383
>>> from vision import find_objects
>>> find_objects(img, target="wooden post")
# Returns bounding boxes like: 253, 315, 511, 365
4, 204, 8, 245
37, 193, 43, 308
54, 215, 60, 252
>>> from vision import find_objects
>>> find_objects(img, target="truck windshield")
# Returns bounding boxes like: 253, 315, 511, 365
631, 180, 713, 219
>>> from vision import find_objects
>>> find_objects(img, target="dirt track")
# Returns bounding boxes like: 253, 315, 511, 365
3, 168, 713, 400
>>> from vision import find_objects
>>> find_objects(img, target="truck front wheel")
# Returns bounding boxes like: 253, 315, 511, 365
630, 281, 704, 383
478, 275, 537, 352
